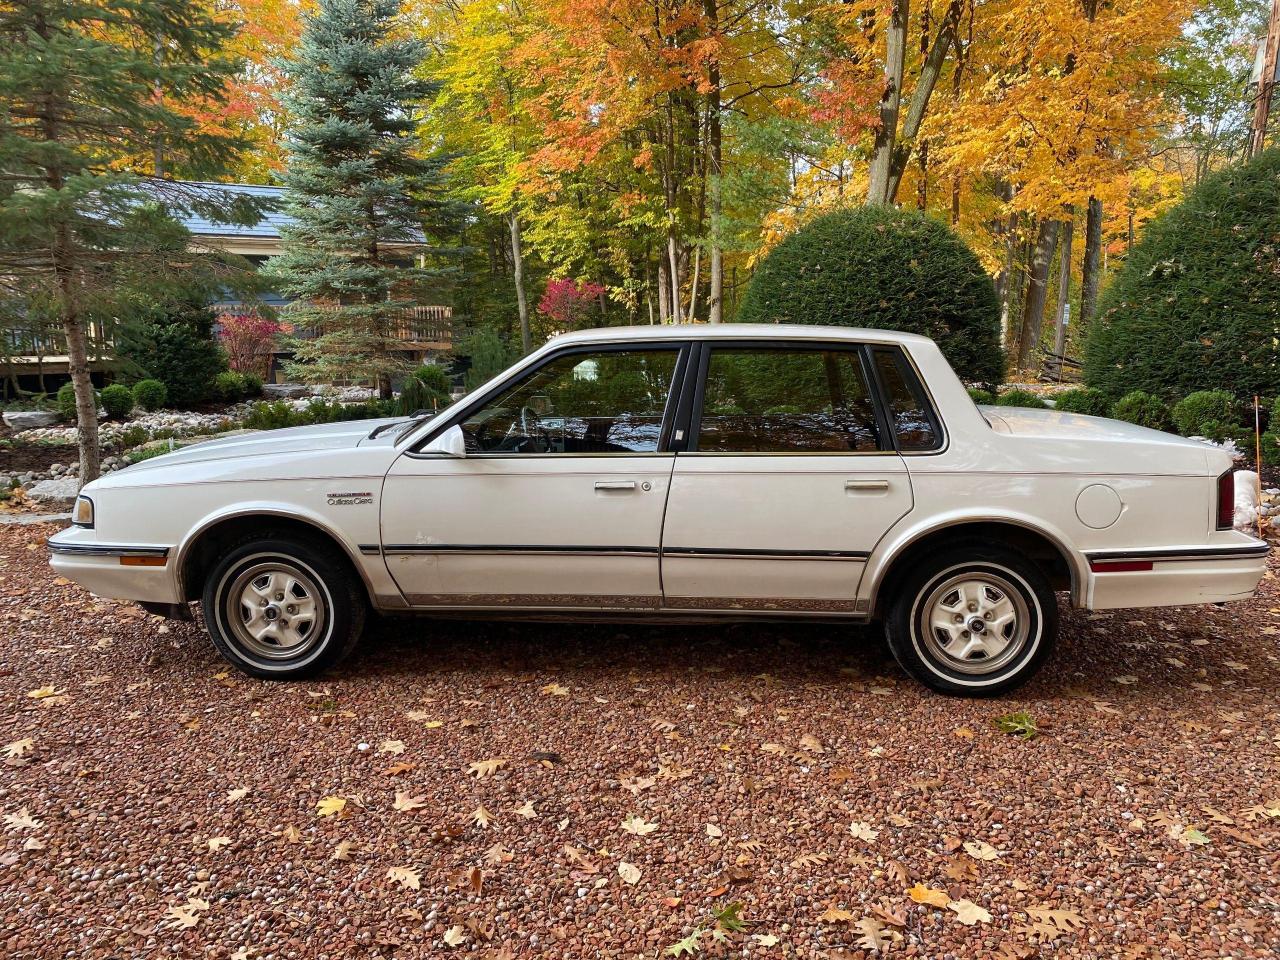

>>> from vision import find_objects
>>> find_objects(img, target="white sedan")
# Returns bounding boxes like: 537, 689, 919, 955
48, 325, 1268, 694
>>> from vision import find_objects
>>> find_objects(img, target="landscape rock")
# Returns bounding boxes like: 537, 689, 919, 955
2, 410, 60, 430
24, 476, 81, 504
263, 382, 310, 399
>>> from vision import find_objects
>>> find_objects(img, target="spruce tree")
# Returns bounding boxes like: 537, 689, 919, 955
0, 0, 260, 484
270, 0, 454, 398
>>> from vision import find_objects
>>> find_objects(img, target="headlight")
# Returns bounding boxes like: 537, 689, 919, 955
72, 495, 94, 528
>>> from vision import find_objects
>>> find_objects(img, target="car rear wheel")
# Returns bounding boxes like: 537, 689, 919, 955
202, 536, 366, 679
885, 544, 1056, 696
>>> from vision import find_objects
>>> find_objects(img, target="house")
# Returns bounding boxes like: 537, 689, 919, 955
180, 182, 452, 384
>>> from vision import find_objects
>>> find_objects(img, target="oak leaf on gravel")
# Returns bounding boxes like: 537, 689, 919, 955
165, 897, 209, 929
4, 808, 41, 830
856, 917, 891, 951
226, 787, 249, 802
379, 740, 405, 755
386, 866, 421, 890
947, 899, 992, 925
514, 800, 536, 818
849, 821, 879, 841
618, 861, 642, 885
471, 805, 494, 828
621, 815, 658, 836
332, 840, 356, 861
468, 757, 509, 779
486, 843, 514, 864
3, 738, 33, 758
540, 683, 569, 696
907, 883, 950, 908
443, 924, 466, 946
26, 685, 63, 699
206, 836, 231, 852
963, 840, 1001, 861
1024, 907, 1086, 936
818, 905, 855, 923
394, 791, 428, 812
316, 796, 347, 817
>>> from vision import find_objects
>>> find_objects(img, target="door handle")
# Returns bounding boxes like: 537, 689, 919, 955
595, 480, 637, 491
845, 479, 890, 491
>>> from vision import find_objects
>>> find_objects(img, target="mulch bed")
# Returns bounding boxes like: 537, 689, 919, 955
1, 521, 1278, 958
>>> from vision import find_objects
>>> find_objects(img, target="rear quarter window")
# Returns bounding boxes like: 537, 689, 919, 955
871, 347, 942, 452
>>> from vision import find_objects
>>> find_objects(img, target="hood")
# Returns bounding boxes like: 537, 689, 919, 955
979, 405, 1231, 474
117, 417, 405, 472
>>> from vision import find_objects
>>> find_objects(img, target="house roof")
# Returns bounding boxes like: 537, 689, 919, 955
175, 181, 289, 240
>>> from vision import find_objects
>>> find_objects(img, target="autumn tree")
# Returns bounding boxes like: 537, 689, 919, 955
270, 0, 455, 397
0, 0, 258, 484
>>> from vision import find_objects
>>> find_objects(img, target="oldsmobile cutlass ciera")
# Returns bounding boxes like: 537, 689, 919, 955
48, 325, 1268, 695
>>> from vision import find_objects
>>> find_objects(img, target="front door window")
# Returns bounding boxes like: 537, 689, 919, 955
458, 348, 680, 454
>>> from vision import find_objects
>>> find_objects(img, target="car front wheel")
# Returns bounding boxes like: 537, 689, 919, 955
885, 544, 1057, 696
202, 536, 366, 679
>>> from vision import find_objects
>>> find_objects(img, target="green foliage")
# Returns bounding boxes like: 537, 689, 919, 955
967, 388, 996, 405
117, 424, 149, 449
131, 379, 167, 411
100, 384, 134, 420
117, 301, 228, 407
240, 373, 264, 398
1085, 148, 1280, 400
1110, 390, 1171, 430
214, 370, 249, 402
1261, 432, 1280, 466
56, 382, 96, 421
994, 711, 1039, 740
461, 327, 518, 391
737, 206, 1003, 386
242, 397, 400, 431
270, 0, 457, 393
996, 389, 1047, 409
1051, 388, 1112, 417
399, 364, 452, 415
1171, 390, 1237, 436
126, 444, 173, 465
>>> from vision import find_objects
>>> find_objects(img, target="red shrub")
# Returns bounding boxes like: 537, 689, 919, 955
217, 313, 280, 378
537, 278, 606, 331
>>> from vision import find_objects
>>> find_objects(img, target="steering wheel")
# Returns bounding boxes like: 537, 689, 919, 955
500, 405, 552, 452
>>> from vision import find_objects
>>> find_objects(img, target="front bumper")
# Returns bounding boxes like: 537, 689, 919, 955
47, 528, 181, 604
1084, 540, 1269, 610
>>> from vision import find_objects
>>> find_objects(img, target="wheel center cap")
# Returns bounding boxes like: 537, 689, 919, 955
264, 606, 280, 621
968, 617, 987, 633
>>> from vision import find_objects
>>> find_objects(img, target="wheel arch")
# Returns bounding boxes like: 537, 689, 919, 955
176, 507, 378, 605
865, 516, 1083, 618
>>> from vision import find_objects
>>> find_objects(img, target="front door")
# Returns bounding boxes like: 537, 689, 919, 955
381, 343, 687, 609
660, 342, 919, 613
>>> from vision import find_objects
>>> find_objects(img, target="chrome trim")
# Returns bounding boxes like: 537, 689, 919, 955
664, 546, 870, 561
1084, 543, 1270, 563
358, 544, 381, 555
47, 541, 170, 559
384, 544, 659, 557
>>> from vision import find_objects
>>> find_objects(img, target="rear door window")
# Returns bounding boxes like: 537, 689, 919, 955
870, 347, 942, 451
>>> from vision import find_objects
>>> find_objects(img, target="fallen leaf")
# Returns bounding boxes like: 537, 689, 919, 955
963, 840, 1001, 861
819, 905, 855, 923
386, 865, 421, 890
165, 897, 210, 929
799, 733, 824, 753
316, 795, 347, 817
907, 883, 950, 908
226, 787, 249, 802
849, 821, 879, 842
948, 899, 992, 925
3, 739, 33, 759
467, 757, 509, 780
1025, 907, 1086, 936
206, 836, 232, 852
540, 683, 569, 696
472, 805, 494, 828
26, 686, 64, 700
393, 791, 428, 812
379, 739, 405, 755
705, 823, 723, 838
514, 800, 536, 818
621, 815, 659, 836
618, 861, 642, 885
856, 916, 891, 951
333, 840, 356, 861
3, 808, 41, 831
443, 925, 466, 947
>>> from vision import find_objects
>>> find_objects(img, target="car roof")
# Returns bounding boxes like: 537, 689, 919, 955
546, 323, 934, 348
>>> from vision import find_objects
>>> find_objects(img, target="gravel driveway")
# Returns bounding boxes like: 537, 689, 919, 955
2, 521, 1278, 959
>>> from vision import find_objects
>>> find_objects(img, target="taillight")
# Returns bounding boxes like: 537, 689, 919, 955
1216, 470, 1234, 530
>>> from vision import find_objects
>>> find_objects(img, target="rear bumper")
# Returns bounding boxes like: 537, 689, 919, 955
1084, 540, 1269, 610
47, 529, 181, 604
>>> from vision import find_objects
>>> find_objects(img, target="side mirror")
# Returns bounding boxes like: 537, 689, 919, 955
423, 424, 466, 457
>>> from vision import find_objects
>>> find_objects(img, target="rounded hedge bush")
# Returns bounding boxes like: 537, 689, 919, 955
1262, 432, 1280, 466
1171, 390, 1236, 436
240, 373, 264, 398
100, 384, 134, 420
56, 382, 98, 421
399, 364, 452, 415
1110, 390, 1171, 430
967, 388, 996, 405
995, 389, 1047, 409
1052, 387, 1111, 417
132, 379, 167, 411
214, 370, 247, 402
738, 206, 1003, 386
1084, 148, 1280, 400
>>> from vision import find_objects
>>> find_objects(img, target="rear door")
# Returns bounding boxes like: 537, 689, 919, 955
659, 341, 919, 614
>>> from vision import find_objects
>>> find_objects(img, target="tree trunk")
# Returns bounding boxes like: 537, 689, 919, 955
1052, 214, 1074, 358
667, 233, 682, 321
508, 211, 531, 354
867, 0, 908, 205
685, 245, 701, 323
705, 0, 724, 323
1016, 218, 1059, 372
657, 256, 671, 323
59, 282, 100, 486
1080, 196, 1102, 328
